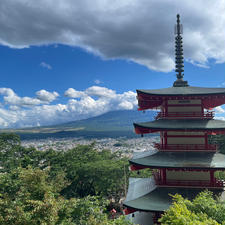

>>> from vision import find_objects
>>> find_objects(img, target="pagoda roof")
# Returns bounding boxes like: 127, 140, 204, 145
123, 178, 225, 212
130, 151, 225, 169
137, 86, 225, 96
134, 119, 225, 133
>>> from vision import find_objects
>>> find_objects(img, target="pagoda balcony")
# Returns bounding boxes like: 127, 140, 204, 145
155, 111, 214, 120
155, 179, 224, 188
153, 172, 224, 188
154, 143, 217, 151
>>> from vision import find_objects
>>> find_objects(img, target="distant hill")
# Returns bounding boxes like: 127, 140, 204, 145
4, 110, 156, 139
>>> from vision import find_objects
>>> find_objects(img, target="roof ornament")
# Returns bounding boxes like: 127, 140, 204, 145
173, 14, 189, 87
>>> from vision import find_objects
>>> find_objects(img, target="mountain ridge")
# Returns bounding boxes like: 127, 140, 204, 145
2, 110, 156, 139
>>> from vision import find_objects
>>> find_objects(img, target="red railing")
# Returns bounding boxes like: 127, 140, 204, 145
153, 172, 224, 187
155, 111, 214, 120
154, 143, 217, 151
215, 179, 225, 187
156, 179, 224, 187
153, 171, 160, 181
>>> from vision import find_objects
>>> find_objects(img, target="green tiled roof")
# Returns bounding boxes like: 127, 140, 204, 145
134, 119, 225, 131
137, 86, 225, 96
124, 179, 225, 212
130, 151, 225, 169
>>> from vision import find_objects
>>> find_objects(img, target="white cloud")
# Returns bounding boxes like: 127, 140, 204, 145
36, 90, 59, 102
85, 86, 116, 98
64, 88, 86, 98
0, 88, 58, 107
0, 86, 137, 128
40, 62, 52, 70
0, 0, 224, 71
214, 106, 225, 114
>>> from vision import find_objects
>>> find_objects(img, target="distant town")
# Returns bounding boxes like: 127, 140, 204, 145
21, 136, 159, 154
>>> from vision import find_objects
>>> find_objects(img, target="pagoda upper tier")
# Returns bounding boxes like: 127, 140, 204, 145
137, 86, 225, 110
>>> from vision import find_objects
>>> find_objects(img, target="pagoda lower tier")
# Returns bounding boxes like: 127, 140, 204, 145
124, 177, 225, 215
129, 151, 225, 188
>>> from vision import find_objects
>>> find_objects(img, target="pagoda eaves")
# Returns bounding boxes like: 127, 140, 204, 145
134, 119, 225, 134
137, 86, 225, 110
124, 184, 224, 213
129, 151, 225, 170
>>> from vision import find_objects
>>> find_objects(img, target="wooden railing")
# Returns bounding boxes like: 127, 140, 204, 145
156, 179, 224, 187
153, 172, 224, 187
154, 143, 217, 151
155, 111, 214, 120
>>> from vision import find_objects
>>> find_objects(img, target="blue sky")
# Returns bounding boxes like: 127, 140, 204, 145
0, 0, 225, 128
1, 44, 225, 98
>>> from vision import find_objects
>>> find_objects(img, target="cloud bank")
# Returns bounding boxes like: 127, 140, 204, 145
0, 86, 224, 128
0, 0, 225, 71
0, 86, 137, 128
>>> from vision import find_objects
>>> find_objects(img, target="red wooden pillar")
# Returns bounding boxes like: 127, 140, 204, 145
162, 168, 167, 185
205, 133, 208, 149
164, 131, 168, 148
210, 170, 215, 186
201, 100, 204, 116
161, 132, 164, 146
165, 99, 168, 117
159, 169, 163, 183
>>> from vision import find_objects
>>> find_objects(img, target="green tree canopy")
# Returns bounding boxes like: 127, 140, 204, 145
160, 191, 225, 225
0, 133, 130, 202
0, 133, 134, 224
0, 166, 133, 225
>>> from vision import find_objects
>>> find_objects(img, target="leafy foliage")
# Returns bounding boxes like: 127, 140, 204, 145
0, 133, 133, 224
0, 133, 130, 201
129, 168, 152, 178
209, 134, 225, 154
160, 191, 225, 225
0, 167, 132, 225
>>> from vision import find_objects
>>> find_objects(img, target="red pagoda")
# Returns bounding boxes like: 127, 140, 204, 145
123, 15, 225, 225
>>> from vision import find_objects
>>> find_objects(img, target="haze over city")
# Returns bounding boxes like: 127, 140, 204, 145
0, 0, 225, 128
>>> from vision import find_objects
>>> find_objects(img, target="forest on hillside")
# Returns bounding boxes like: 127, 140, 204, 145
0, 133, 134, 225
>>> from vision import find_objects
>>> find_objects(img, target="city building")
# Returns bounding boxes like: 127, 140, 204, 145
123, 15, 225, 225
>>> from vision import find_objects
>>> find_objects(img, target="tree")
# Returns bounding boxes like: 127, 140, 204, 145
159, 191, 225, 225
0, 134, 130, 203
0, 133, 134, 223
46, 144, 130, 202
0, 133, 43, 173
0, 166, 133, 225
209, 134, 225, 154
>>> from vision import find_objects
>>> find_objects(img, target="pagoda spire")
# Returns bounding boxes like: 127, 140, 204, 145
173, 14, 189, 87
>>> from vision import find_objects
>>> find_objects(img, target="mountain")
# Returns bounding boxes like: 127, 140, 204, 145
55, 110, 155, 130
5, 110, 156, 139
